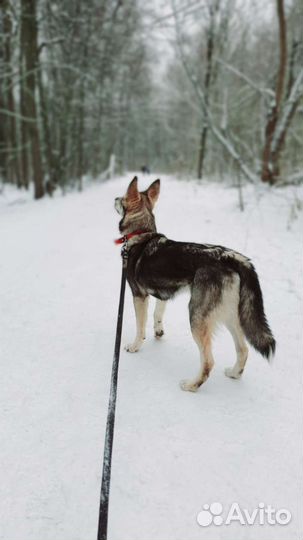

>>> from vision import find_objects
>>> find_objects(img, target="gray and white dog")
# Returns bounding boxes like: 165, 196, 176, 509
115, 177, 276, 392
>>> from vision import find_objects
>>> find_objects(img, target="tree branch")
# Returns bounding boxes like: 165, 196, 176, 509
214, 57, 274, 97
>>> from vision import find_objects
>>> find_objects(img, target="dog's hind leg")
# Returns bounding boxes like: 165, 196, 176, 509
154, 299, 166, 339
180, 267, 221, 392
180, 318, 215, 392
225, 320, 248, 379
126, 296, 149, 353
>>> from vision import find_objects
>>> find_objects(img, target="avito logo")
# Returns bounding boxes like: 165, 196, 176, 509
197, 502, 292, 527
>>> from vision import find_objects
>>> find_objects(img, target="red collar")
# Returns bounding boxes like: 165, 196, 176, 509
114, 230, 149, 245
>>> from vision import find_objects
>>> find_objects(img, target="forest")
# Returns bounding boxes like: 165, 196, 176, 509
0, 0, 302, 199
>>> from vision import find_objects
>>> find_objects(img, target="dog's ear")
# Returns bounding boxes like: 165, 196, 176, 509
126, 176, 140, 202
147, 179, 160, 207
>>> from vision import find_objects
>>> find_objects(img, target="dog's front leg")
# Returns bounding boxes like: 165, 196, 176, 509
154, 299, 166, 338
126, 296, 149, 353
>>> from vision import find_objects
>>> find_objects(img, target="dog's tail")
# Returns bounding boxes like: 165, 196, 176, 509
237, 263, 276, 359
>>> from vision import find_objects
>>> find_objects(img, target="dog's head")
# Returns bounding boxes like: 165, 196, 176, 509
115, 176, 160, 233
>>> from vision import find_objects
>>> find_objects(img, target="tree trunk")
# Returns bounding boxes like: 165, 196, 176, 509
197, 122, 208, 180
261, 0, 287, 183
37, 62, 53, 181
20, 0, 44, 199
197, 3, 217, 180
76, 87, 85, 192
270, 68, 303, 174
19, 60, 29, 189
19, 12, 29, 190
0, 93, 8, 181
76, 41, 89, 191
1, 0, 20, 186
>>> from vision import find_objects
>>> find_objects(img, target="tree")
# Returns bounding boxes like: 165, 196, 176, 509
197, 0, 220, 180
0, 0, 20, 186
20, 0, 44, 198
261, 0, 303, 183
261, 0, 287, 183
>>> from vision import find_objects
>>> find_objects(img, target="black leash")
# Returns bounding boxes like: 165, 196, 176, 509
97, 243, 128, 540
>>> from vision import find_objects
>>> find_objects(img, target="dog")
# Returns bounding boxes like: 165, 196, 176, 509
114, 177, 276, 392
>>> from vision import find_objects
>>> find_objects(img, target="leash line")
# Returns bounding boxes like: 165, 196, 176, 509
97, 245, 128, 540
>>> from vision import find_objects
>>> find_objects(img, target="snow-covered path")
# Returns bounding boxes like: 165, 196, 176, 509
0, 175, 302, 540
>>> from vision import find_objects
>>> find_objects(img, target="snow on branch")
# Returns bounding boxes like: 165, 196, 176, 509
214, 57, 274, 98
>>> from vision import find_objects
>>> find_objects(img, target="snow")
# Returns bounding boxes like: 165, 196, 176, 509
0, 174, 302, 540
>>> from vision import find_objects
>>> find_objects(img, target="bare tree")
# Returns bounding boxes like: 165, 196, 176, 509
0, 0, 20, 185
197, 0, 220, 180
261, 0, 287, 183
20, 0, 44, 198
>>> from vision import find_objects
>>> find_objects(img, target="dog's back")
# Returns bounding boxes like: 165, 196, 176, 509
128, 235, 275, 358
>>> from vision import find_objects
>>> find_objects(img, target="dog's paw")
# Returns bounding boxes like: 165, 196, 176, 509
125, 342, 141, 353
224, 367, 242, 379
154, 329, 164, 339
154, 321, 164, 339
179, 379, 199, 392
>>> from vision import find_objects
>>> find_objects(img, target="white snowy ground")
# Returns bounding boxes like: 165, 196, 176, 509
0, 174, 302, 540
